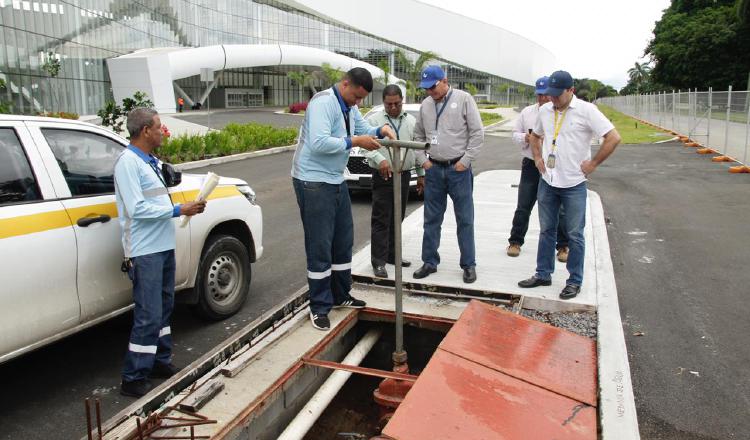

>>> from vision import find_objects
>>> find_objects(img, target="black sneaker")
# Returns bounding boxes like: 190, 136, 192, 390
309, 312, 330, 331
120, 378, 153, 397
150, 362, 180, 379
333, 297, 366, 309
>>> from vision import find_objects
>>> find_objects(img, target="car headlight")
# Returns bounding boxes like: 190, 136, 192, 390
236, 185, 257, 205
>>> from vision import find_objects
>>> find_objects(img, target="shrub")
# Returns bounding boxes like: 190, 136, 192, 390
288, 101, 308, 113
159, 122, 298, 164
36, 111, 80, 120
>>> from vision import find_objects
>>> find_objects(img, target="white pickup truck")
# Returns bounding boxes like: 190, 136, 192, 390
0, 115, 263, 364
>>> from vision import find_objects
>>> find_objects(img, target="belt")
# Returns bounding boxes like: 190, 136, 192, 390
429, 156, 463, 166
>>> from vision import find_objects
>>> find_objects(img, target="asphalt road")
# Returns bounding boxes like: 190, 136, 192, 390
1, 120, 747, 439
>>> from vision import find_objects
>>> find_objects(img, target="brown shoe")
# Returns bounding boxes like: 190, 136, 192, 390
557, 247, 569, 263
507, 244, 521, 257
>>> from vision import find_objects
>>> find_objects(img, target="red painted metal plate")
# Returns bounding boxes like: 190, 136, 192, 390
438, 300, 597, 406
383, 350, 597, 440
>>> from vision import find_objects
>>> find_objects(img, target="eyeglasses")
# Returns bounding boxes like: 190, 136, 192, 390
427, 83, 438, 91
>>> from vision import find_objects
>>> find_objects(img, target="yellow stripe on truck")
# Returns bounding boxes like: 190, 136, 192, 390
0, 209, 72, 239
66, 202, 119, 225
0, 186, 242, 240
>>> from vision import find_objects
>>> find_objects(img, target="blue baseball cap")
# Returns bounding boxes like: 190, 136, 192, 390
419, 65, 446, 89
544, 70, 574, 96
534, 76, 549, 95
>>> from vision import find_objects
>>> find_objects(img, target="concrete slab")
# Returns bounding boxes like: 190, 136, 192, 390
351, 170, 597, 310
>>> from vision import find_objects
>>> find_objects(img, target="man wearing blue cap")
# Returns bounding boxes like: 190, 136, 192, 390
518, 70, 621, 299
412, 65, 484, 283
508, 76, 569, 260
292, 67, 396, 330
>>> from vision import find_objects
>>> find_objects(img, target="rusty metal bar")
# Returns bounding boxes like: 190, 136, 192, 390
301, 357, 418, 382
85, 398, 93, 440
95, 398, 103, 439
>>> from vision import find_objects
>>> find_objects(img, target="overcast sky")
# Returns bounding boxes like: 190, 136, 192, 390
418, 0, 671, 89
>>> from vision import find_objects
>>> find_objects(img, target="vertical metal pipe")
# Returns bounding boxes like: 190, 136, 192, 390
706, 87, 714, 148
672, 90, 676, 130
744, 90, 750, 164
725, 85, 733, 154
84, 398, 93, 440
95, 399, 103, 439
391, 145, 404, 356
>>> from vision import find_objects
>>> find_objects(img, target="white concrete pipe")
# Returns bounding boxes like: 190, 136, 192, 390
277, 328, 383, 440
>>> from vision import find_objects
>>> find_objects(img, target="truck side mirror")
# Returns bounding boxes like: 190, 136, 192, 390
161, 163, 182, 187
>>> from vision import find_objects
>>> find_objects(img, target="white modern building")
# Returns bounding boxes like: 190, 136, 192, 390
0, 0, 555, 114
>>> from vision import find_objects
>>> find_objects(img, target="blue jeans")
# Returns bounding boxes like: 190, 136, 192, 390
293, 179, 353, 316
122, 250, 175, 382
535, 180, 587, 286
509, 158, 569, 248
421, 163, 475, 269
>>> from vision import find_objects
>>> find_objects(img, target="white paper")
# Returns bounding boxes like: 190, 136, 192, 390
180, 172, 219, 228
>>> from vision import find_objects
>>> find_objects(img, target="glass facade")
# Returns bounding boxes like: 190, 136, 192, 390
0, 0, 530, 115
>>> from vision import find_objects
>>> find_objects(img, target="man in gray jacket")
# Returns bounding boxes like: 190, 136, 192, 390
365, 85, 424, 278
412, 65, 484, 283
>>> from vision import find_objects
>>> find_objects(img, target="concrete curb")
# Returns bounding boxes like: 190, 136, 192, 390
590, 190, 641, 439
174, 144, 297, 171
273, 110, 305, 117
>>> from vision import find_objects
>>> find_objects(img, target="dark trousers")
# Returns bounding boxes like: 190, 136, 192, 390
122, 250, 175, 382
371, 170, 410, 266
509, 157, 569, 249
293, 178, 353, 316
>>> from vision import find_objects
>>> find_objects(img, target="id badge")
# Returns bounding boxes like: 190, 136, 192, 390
430, 135, 438, 145
546, 153, 556, 169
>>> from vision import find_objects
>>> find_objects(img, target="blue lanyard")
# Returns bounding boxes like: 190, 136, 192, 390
434, 88, 453, 130
385, 114, 402, 140
331, 86, 351, 136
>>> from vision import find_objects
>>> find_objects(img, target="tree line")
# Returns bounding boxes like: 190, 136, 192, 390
621, 0, 750, 94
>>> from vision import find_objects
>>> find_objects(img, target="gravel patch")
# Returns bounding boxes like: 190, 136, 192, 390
521, 309, 598, 339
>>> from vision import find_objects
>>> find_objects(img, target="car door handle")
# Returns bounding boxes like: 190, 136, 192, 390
77, 214, 111, 227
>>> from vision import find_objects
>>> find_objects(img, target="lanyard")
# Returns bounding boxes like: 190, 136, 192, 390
385, 114, 402, 140
551, 108, 568, 153
332, 86, 351, 136
434, 88, 453, 130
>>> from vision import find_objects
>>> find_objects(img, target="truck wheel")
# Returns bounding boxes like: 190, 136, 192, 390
192, 234, 251, 320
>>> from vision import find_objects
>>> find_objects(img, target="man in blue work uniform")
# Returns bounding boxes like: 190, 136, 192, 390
292, 67, 396, 331
115, 107, 206, 397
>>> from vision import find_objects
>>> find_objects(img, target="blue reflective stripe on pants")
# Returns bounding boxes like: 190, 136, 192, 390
421, 164, 476, 269
122, 249, 175, 382
535, 180, 587, 286
293, 179, 353, 316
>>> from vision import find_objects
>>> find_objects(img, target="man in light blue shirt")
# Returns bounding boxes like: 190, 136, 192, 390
114, 107, 205, 397
292, 67, 395, 330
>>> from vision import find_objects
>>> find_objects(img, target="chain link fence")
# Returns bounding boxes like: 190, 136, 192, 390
599, 88, 750, 167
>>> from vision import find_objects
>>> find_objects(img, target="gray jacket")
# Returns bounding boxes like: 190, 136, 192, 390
414, 87, 484, 168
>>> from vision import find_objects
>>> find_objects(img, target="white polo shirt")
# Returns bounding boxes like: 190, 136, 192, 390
512, 103, 541, 160
533, 96, 614, 188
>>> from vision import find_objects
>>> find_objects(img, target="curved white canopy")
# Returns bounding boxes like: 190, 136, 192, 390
107, 44, 403, 113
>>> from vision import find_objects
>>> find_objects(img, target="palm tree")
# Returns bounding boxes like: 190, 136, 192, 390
627, 62, 652, 94
394, 49, 440, 101
287, 71, 316, 102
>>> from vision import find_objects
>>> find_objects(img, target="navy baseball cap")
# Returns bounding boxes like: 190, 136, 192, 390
419, 65, 446, 89
544, 70, 574, 96
534, 76, 549, 95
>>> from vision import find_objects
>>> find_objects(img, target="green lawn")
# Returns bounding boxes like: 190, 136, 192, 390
480, 112, 503, 126
597, 104, 673, 144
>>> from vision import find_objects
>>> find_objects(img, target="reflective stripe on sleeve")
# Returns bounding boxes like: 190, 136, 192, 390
143, 187, 169, 198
